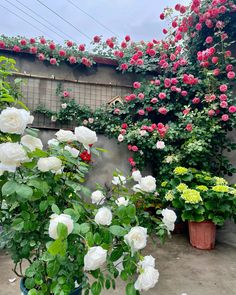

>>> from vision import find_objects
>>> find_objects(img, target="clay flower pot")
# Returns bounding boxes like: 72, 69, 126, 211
188, 221, 216, 250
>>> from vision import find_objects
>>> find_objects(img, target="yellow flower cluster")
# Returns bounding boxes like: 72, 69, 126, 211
174, 166, 188, 175
165, 190, 174, 201
181, 189, 202, 204
196, 185, 208, 191
214, 177, 228, 185
212, 185, 229, 193
176, 183, 188, 192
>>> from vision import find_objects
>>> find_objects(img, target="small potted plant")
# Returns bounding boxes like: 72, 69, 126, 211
161, 166, 236, 249
0, 102, 177, 294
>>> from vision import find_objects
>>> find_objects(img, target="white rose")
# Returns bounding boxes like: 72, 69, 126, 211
0, 142, 28, 172
21, 135, 43, 151
91, 190, 105, 205
55, 129, 76, 142
74, 126, 97, 148
49, 213, 74, 240
37, 157, 62, 173
0, 107, 32, 134
88, 118, 94, 123
118, 134, 124, 142
51, 115, 57, 122
84, 246, 107, 271
139, 130, 147, 136
132, 170, 142, 182
132, 184, 142, 192
112, 175, 126, 185
138, 255, 155, 269
115, 197, 129, 207
134, 266, 159, 291
48, 138, 59, 147
95, 207, 112, 226
162, 208, 177, 232
156, 140, 165, 149
124, 226, 147, 252
83, 119, 88, 125
139, 176, 156, 193
61, 103, 67, 109
64, 145, 80, 158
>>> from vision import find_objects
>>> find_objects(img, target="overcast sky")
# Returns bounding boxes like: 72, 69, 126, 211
0, 0, 190, 46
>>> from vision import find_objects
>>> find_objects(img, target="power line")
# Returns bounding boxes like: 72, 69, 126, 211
0, 3, 56, 40
15, 0, 77, 42
36, 0, 91, 41
66, 0, 120, 38
3, 0, 61, 43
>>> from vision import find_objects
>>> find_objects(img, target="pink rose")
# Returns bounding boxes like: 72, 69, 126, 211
114, 108, 120, 115
30, 38, 36, 44
229, 106, 236, 113
79, 44, 85, 51
213, 69, 220, 76
226, 64, 233, 72
137, 59, 144, 65
38, 53, 45, 61
181, 91, 188, 96
0, 41, 5, 48
183, 109, 190, 115
158, 107, 168, 115
66, 40, 73, 47
93, 35, 101, 43
122, 123, 128, 129
131, 145, 138, 152
206, 36, 213, 44
69, 56, 76, 64
40, 38, 46, 44
146, 107, 153, 112
118, 134, 124, 142
13, 45, 21, 52
158, 92, 166, 100
138, 109, 145, 115
156, 141, 165, 149
227, 71, 235, 79
212, 56, 218, 64
133, 82, 141, 89
219, 84, 227, 92
120, 129, 126, 135
59, 50, 66, 56
155, 80, 160, 86
127, 145, 132, 151
138, 93, 145, 99
221, 114, 229, 121
151, 97, 158, 104
63, 91, 70, 97
185, 124, 193, 131
125, 35, 131, 42
20, 39, 27, 46
192, 97, 200, 104
30, 47, 37, 54
49, 42, 56, 50
50, 58, 57, 65
121, 63, 128, 70
220, 94, 227, 101
208, 109, 215, 116
220, 101, 228, 108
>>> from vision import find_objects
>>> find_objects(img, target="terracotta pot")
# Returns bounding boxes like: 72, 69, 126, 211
188, 221, 216, 250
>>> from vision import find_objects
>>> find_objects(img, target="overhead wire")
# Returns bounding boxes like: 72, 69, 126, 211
15, 0, 77, 42
36, 0, 92, 41
66, 0, 120, 39
3, 0, 62, 43
0, 3, 56, 40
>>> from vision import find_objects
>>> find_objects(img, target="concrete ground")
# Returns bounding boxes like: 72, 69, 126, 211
0, 222, 235, 295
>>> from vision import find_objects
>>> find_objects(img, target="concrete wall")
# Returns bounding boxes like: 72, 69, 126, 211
39, 129, 132, 189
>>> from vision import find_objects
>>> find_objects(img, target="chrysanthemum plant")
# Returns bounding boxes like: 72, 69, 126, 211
0, 101, 177, 294
161, 166, 236, 225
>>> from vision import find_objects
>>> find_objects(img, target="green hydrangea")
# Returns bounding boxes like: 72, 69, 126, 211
196, 185, 208, 191
212, 185, 229, 193
214, 177, 228, 186
161, 181, 168, 187
181, 189, 202, 204
174, 166, 188, 175
176, 183, 188, 192
165, 190, 174, 201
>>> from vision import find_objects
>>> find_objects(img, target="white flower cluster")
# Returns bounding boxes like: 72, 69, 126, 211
131, 170, 156, 193
161, 208, 177, 233
135, 255, 159, 292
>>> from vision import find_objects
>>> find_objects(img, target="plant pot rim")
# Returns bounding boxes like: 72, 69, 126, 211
20, 278, 82, 294
188, 220, 215, 224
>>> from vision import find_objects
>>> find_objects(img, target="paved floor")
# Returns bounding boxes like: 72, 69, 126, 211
0, 223, 236, 295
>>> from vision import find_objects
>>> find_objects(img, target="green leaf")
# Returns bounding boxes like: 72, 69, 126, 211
16, 184, 33, 199
109, 225, 127, 237
1, 180, 18, 196
73, 223, 90, 235
63, 208, 79, 222
28, 289, 37, 295
28, 179, 49, 195
127, 205, 136, 218
12, 218, 24, 230
110, 247, 123, 262
91, 281, 102, 295
39, 200, 49, 212
57, 223, 68, 240
105, 279, 111, 289
48, 239, 67, 256
51, 204, 60, 214
25, 278, 35, 289
126, 283, 136, 295
47, 260, 60, 277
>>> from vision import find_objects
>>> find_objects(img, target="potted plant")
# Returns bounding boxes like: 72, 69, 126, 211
0, 100, 177, 294
161, 166, 236, 249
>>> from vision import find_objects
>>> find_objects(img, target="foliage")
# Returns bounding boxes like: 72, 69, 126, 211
160, 167, 236, 225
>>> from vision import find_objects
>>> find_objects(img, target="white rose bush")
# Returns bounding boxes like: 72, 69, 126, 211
0, 81, 176, 295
